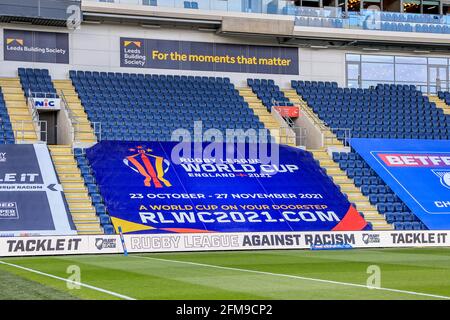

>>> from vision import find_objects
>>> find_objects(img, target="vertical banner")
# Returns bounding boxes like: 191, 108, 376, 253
3, 29, 69, 64
0, 144, 76, 236
120, 38, 299, 75
351, 138, 450, 230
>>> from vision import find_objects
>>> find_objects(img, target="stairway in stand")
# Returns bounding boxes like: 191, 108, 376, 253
283, 89, 342, 148
428, 95, 450, 115
310, 149, 392, 230
48, 145, 102, 234
237, 87, 295, 146
53, 80, 97, 144
284, 88, 392, 230
0, 78, 38, 142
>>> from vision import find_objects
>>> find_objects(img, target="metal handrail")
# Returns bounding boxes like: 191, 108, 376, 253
59, 90, 100, 143
277, 126, 307, 147
328, 127, 352, 147
294, 95, 353, 148
11, 120, 47, 143
25, 90, 41, 129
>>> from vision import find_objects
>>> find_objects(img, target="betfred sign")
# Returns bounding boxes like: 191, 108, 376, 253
274, 106, 300, 118
30, 98, 61, 110
378, 153, 450, 167
351, 139, 450, 230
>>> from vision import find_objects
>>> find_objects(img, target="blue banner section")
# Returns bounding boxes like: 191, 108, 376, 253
86, 141, 368, 234
351, 138, 450, 230
0, 144, 76, 236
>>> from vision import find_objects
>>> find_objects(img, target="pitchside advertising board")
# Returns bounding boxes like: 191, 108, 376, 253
0, 144, 76, 236
120, 38, 299, 75
1, 231, 449, 257
351, 138, 450, 230
3, 29, 69, 64
86, 141, 369, 234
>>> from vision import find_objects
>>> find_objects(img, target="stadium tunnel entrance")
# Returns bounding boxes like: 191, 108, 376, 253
37, 109, 57, 145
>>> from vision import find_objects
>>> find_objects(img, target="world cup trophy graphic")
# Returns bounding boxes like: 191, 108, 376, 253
123, 146, 172, 188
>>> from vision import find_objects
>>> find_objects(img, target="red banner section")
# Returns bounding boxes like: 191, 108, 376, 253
274, 106, 300, 118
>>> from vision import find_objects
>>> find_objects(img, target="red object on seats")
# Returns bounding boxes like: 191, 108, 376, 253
273, 106, 300, 117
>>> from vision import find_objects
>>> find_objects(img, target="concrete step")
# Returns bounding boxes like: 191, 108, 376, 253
347, 194, 368, 202
332, 175, 353, 184
318, 159, 336, 167
354, 202, 377, 212
72, 216, 100, 223
65, 193, 91, 201
75, 224, 103, 233
52, 158, 77, 165
69, 202, 95, 210
363, 213, 387, 221
49, 148, 73, 156
62, 181, 87, 190
14, 131, 37, 140
70, 208, 96, 216
7, 108, 31, 116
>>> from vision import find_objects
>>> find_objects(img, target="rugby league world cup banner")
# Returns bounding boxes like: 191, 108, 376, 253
86, 141, 369, 234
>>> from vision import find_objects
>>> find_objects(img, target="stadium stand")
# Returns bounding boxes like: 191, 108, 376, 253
69, 71, 268, 143
73, 147, 114, 234
291, 81, 450, 142
331, 151, 426, 230
0, 77, 38, 142
283, 80, 450, 229
436, 91, 450, 115
48, 145, 103, 234
18, 68, 58, 98
0, 88, 15, 144
247, 79, 294, 112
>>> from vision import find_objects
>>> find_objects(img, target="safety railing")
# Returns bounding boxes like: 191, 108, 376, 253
294, 96, 352, 148
89, 1, 450, 35
277, 126, 307, 147
12, 120, 47, 143
327, 127, 351, 147
59, 90, 101, 143
25, 90, 41, 128
93, 121, 102, 141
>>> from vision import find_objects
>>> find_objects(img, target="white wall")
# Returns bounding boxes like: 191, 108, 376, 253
0, 22, 347, 88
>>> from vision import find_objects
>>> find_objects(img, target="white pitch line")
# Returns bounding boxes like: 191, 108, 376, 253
0, 260, 135, 300
134, 255, 450, 300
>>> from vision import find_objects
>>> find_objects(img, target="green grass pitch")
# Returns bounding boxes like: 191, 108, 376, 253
0, 248, 449, 300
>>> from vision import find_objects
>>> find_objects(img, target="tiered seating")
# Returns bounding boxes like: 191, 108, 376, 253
247, 78, 293, 111
18, 68, 58, 98
0, 88, 15, 144
184, 1, 198, 9
74, 148, 114, 234
438, 91, 450, 105
332, 151, 426, 230
375, 12, 450, 34
292, 81, 450, 141
290, 79, 449, 230
70, 71, 266, 142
